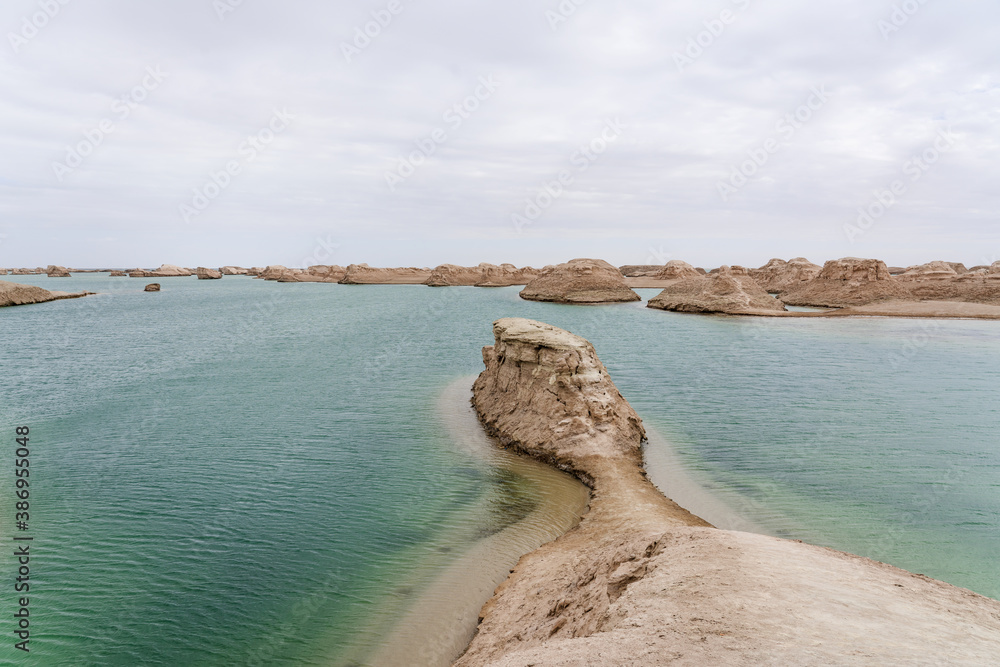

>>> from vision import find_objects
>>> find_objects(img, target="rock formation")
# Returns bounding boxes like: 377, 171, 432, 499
144, 283, 161, 292
519, 258, 641, 303
476, 263, 539, 287
11, 268, 43, 275
750, 257, 823, 294
196, 267, 223, 280
455, 318, 1000, 666
647, 267, 786, 315
148, 264, 192, 277
128, 270, 149, 278
618, 265, 663, 277
339, 264, 433, 285
0, 280, 91, 307
221, 266, 250, 275
422, 263, 539, 287
256, 265, 288, 281
897, 261, 963, 281
109, 271, 127, 277
653, 259, 702, 281
782, 258, 909, 308
46, 265, 71, 277
276, 265, 347, 283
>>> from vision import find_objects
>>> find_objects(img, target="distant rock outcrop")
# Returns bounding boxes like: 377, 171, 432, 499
144, 283, 161, 292
196, 267, 223, 280
109, 271, 127, 277
897, 261, 962, 281
422, 263, 539, 287
749, 258, 823, 294
149, 264, 192, 277
256, 265, 288, 281
276, 265, 347, 283
782, 258, 909, 308
221, 266, 249, 275
654, 260, 702, 281
1, 280, 90, 307
46, 265, 71, 277
11, 268, 43, 275
339, 264, 433, 285
618, 265, 663, 277
520, 258, 641, 303
647, 267, 786, 315
128, 270, 149, 278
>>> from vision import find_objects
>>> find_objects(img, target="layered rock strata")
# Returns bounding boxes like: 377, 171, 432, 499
782, 258, 909, 307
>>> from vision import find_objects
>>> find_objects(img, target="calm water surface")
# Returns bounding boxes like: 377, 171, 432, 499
0, 274, 997, 665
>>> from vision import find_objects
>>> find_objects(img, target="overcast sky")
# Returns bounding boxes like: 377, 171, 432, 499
1, 0, 998, 269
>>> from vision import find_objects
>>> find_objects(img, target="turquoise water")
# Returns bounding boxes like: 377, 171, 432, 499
1, 275, 998, 665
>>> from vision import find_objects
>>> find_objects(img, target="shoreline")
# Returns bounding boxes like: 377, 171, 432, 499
455, 317, 1000, 665
351, 378, 588, 667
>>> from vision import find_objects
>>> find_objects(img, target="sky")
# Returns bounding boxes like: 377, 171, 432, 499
1, 0, 998, 270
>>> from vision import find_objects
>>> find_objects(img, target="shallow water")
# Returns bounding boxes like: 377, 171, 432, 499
1, 275, 997, 665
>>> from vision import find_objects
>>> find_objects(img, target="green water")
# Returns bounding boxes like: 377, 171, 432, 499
1, 275, 998, 665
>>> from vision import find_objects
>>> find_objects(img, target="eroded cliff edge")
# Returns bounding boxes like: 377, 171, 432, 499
457, 317, 1000, 666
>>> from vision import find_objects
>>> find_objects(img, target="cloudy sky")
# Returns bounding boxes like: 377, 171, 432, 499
1, 0, 998, 269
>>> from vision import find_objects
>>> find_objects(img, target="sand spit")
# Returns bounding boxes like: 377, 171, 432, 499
0, 280, 92, 307
456, 318, 1000, 666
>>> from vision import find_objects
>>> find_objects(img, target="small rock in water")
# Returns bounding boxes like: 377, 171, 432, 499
144, 283, 161, 292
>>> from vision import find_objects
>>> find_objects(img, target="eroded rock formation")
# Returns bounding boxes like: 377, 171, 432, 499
520, 258, 641, 303
456, 318, 1000, 666
339, 263, 433, 284
196, 267, 223, 280
144, 283, 161, 292
750, 257, 823, 294
148, 264, 192, 277
782, 257, 909, 308
653, 259, 702, 281
647, 267, 786, 314
0, 280, 90, 307
46, 265, 71, 277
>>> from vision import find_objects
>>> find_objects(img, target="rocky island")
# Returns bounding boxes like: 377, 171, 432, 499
520, 258, 641, 303
456, 318, 1000, 666
647, 266, 787, 315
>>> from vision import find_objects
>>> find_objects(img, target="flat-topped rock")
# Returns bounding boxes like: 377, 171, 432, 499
782, 258, 909, 308
109, 271, 127, 277
648, 267, 786, 315
520, 258, 641, 303
750, 257, 823, 294
256, 265, 288, 281
339, 263, 432, 284
196, 267, 222, 280
275, 265, 347, 283
476, 263, 539, 287
148, 264, 192, 277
